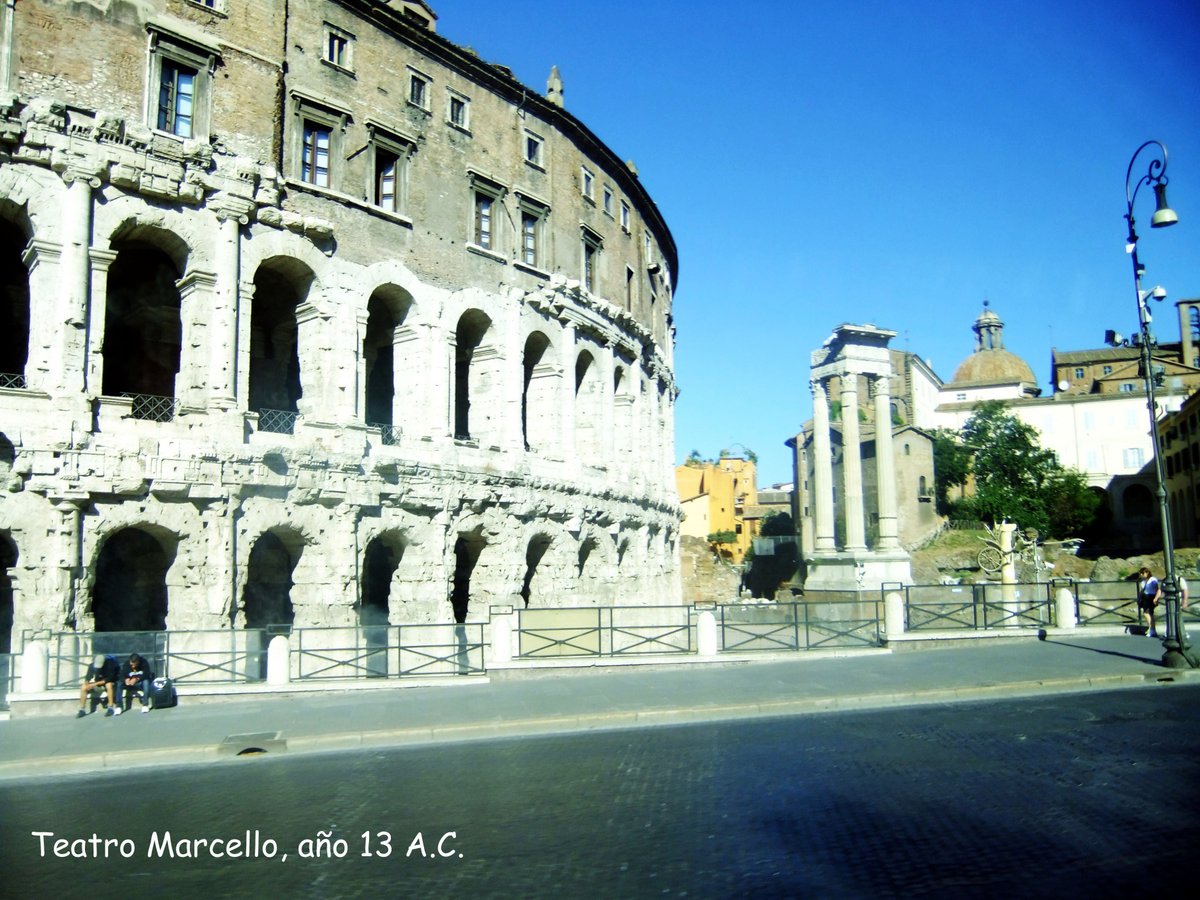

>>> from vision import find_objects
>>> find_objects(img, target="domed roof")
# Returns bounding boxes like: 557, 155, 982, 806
946, 301, 1038, 389
950, 349, 1038, 386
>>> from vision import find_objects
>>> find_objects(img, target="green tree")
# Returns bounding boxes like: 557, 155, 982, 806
932, 428, 972, 515
744, 512, 799, 599
956, 401, 1098, 537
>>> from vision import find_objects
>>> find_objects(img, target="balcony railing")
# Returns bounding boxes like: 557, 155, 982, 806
257, 408, 299, 435
0, 372, 27, 389
122, 392, 178, 422
368, 422, 401, 445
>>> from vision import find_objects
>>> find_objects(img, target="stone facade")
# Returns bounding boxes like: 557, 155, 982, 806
0, 0, 681, 648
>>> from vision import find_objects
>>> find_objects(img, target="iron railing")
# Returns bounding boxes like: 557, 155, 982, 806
516, 606, 694, 658
257, 408, 299, 435
122, 392, 177, 422
718, 597, 882, 652
29, 629, 171, 690
900, 582, 1054, 631
1072, 581, 1140, 627
0, 652, 13, 707
369, 422, 401, 445
0, 372, 26, 389
291, 624, 485, 679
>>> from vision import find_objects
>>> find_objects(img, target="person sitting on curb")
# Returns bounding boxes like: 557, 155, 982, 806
76, 653, 121, 718
120, 653, 154, 714
1136, 566, 1162, 638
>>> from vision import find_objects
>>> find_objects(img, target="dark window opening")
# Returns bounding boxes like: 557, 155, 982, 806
1, 534, 16, 655
242, 532, 298, 631
521, 535, 551, 608
522, 332, 550, 450
103, 243, 183, 406
454, 310, 491, 440
92, 528, 172, 633
0, 219, 30, 385
249, 261, 309, 417
451, 534, 484, 623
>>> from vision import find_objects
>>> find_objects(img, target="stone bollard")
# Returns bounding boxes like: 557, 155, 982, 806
697, 609, 718, 656
884, 591, 906, 638
19, 640, 49, 694
1055, 587, 1077, 629
490, 606, 514, 664
266, 635, 290, 686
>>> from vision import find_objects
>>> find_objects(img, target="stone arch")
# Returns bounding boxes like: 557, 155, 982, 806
102, 227, 186, 406
0, 532, 15, 654
363, 284, 414, 433
90, 526, 177, 633
1122, 483, 1154, 520
520, 533, 553, 608
240, 528, 304, 630
522, 330, 556, 451
575, 349, 602, 462
454, 309, 494, 442
451, 528, 486, 623
0, 203, 32, 386
360, 530, 407, 626
249, 256, 314, 426
576, 525, 616, 605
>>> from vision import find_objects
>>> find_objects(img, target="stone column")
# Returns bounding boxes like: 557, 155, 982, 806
873, 375, 900, 550
811, 377, 836, 552
176, 270, 218, 411
599, 345, 615, 470
57, 170, 97, 398
559, 322, 577, 463
84, 248, 116, 399
503, 300, 524, 452
840, 373, 867, 551
211, 209, 246, 410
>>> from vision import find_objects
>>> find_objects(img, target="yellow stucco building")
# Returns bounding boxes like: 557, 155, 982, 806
676, 455, 760, 563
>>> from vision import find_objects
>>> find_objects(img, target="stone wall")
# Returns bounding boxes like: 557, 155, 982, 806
0, 0, 682, 642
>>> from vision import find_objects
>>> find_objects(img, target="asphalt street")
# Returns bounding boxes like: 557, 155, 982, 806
2, 684, 1198, 899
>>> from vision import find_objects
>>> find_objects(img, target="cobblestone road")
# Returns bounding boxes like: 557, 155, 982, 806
3, 684, 1198, 898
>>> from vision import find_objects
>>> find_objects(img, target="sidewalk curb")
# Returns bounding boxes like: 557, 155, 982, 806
0, 671, 1177, 783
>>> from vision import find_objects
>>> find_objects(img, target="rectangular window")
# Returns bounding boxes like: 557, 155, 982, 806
524, 131, 543, 167
1124, 447, 1145, 468
323, 25, 353, 70
1102, 364, 1113, 375
302, 121, 331, 187
603, 186, 614, 215
409, 73, 429, 109
581, 166, 595, 200
620, 201, 630, 232
448, 95, 468, 128
475, 193, 494, 249
625, 267, 634, 311
1074, 367, 1084, 379
1119, 382, 1135, 392
521, 211, 538, 266
158, 59, 196, 137
581, 227, 602, 293
375, 147, 399, 211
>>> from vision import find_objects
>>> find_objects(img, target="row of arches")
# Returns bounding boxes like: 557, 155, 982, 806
0, 520, 671, 649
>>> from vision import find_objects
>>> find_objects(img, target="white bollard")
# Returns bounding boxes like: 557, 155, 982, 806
19, 640, 48, 694
491, 613, 513, 664
697, 610, 718, 656
1056, 587, 1077, 629
266, 635, 290, 685
884, 591, 906, 637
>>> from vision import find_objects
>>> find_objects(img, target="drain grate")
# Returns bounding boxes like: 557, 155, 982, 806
218, 731, 287, 757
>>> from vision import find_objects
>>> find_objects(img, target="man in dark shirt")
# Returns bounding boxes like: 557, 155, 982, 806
77, 653, 121, 718
120, 653, 154, 713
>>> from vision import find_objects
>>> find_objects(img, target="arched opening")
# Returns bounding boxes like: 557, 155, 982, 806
578, 535, 597, 577
522, 331, 552, 451
1123, 483, 1154, 520
451, 532, 485, 623
364, 286, 412, 439
0, 217, 30, 387
91, 528, 173, 633
1, 533, 16, 656
249, 258, 311, 432
360, 535, 403, 676
103, 237, 184, 414
575, 350, 601, 461
520, 534, 551, 608
454, 310, 492, 440
241, 531, 300, 630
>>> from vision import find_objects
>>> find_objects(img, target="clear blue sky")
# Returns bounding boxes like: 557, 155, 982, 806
432, 0, 1200, 486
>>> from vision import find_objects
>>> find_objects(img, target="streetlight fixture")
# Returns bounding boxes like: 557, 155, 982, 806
1121, 139, 1196, 668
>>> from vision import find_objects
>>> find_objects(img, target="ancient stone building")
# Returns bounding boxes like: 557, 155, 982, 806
0, 0, 681, 649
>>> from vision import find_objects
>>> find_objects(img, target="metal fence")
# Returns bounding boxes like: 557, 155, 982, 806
123, 392, 177, 422
899, 582, 1055, 631
0, 653, 13, 707
718, 597, 882, 652
516, 606, 695, 658
369, 423, 401, 446
257, 407, 298, 435
291, 624, 485, 679
0, 372, 26, 389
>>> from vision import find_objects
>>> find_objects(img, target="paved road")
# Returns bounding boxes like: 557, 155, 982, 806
2, 683, 1197, 898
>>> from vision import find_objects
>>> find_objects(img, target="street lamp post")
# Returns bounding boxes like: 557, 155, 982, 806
1123, 140, 1197, 669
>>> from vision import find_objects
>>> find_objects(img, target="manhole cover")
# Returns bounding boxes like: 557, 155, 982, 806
218, 731, 287, 756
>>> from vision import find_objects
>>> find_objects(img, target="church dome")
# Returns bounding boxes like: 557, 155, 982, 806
946, 301, 1039, 389
950, 349, 1038, 386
